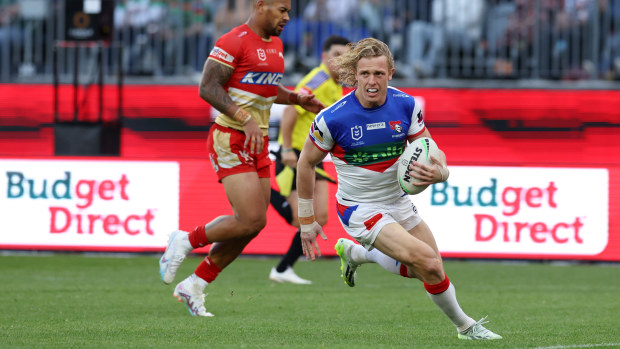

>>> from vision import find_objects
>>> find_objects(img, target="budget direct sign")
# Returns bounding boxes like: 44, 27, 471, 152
0, 159, 179, 251
414, 166, 609, 257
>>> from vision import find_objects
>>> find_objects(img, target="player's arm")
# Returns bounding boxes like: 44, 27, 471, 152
297, 137, 329, 260
408, 129, 449, 183
198, 59, 263, 153
280, 105, 299, 168
275, 84, 325, 114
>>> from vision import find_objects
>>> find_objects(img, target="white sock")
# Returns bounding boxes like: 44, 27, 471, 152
188, 273, 208, 293
348, 244, 369, 264
350, 246, 402, 276
180, 232, 194, 253
426, 283, 475, 332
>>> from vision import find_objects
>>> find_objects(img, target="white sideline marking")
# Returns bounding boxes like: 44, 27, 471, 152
533, 344, 620, 349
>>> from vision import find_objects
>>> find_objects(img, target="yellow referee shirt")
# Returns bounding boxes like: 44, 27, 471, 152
278, 63, 343, 150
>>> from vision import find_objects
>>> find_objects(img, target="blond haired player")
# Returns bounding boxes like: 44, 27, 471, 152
296, 38, 502, 340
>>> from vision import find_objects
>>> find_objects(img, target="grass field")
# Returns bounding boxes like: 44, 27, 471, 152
1, 254, 619, 348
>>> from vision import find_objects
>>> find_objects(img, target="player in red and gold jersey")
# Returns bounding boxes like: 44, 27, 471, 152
158, 0, 324, 317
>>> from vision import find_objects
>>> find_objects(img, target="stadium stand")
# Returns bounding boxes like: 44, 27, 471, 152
0, 0, 618, 161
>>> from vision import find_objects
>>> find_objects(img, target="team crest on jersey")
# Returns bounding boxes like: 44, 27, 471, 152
416, 110, 424, 124
389, 120, 402, 133
351, 125, 363, 141
257, 48, 266, 61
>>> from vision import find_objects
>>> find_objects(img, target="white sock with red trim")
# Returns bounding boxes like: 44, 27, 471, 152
425, 276, 474, 332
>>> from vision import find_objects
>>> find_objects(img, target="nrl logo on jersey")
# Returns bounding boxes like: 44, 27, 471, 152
351, 125, 363, 140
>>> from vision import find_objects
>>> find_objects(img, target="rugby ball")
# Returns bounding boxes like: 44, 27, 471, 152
397, 137, 440, 195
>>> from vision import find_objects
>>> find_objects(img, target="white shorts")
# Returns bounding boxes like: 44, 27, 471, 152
336, 194, 422, 250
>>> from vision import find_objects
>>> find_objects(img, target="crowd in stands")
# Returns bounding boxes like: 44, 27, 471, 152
0, 0, 619, 81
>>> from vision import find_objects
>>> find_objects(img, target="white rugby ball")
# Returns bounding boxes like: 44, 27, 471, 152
397, 137, 440, 195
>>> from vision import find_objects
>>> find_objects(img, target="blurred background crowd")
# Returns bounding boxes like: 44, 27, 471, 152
1, 0, 620, 84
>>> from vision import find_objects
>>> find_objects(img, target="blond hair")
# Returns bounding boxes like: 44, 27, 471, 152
332, 38, 394, 87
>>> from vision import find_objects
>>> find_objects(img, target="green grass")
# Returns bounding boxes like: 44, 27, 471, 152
1, 254, 619, 348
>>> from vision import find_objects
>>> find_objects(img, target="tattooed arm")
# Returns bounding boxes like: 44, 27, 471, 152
199, 59, 263, 153
199, 59, 238, 117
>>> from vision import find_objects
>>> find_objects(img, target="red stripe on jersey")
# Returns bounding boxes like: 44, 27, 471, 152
310, 137, 331, 153
407, 126, 427, 141
331, 144, 346, 161
359, 157, 399, 173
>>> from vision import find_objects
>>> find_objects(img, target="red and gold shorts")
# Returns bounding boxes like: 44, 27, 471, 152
206, 123, 271, 181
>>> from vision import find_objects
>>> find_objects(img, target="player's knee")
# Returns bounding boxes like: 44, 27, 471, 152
421, 257, 444, 279
401, 252, 443, 278
239, 213, 266, 235
248, 217, 267, 234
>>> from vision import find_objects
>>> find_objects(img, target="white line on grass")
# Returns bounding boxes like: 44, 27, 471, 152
533, 344, 620, 349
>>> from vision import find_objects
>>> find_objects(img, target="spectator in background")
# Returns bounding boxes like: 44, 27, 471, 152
0, 0, 22, 76
161, 0, 216, 75
552, 0, 598, 79
477, 0, 516, 77
115, 0, 167, 75
214, 0, 251, 39
406, 0, 485, 78
600, 0, 620, 79
404, 0, 435, 77
301, 0, 357, 64
359, 0, 386, 39
302, 0, 357, 24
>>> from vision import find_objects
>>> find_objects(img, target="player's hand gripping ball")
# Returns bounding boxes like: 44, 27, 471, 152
397, 137, 440, 195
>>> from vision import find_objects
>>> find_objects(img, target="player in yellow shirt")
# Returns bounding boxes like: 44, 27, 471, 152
269, 35, 350, 284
